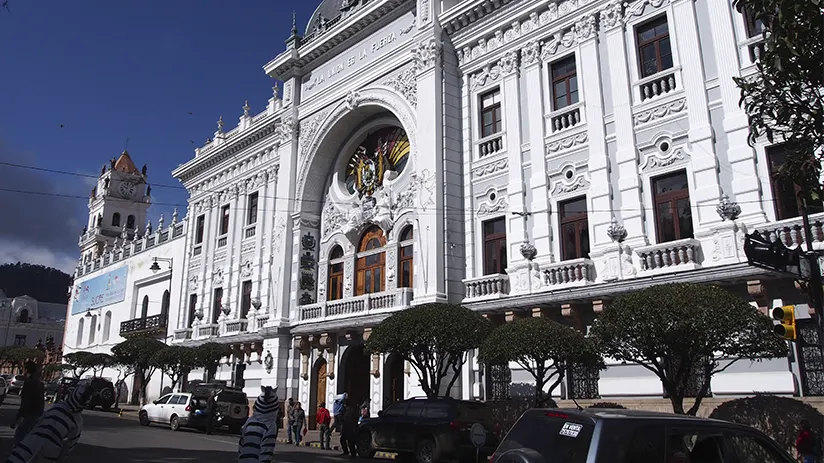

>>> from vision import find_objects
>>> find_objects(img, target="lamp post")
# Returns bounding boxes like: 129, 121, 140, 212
150, 257, 174, 392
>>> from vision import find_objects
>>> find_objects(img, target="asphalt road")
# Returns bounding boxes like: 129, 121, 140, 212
0, 395, 356, 463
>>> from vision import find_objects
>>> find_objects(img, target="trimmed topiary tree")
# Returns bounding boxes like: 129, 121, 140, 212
151, 346, 198, 392
588, 402, 627, 409
112, 336, 165, 404
194, 342, 231, 382
710, 395, 824, 455
366, 303, 491, 399
590, 283, 787, 416
480, 316, 603, 407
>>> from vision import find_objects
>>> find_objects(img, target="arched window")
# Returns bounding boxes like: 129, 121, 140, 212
141, 295, 149, 318
126, 215, 136, 229
327, 246, 345, 301
112, 213, 121, 227
398, 226, 414, 288
18, 309, 29, 323
161, 290, 170, 318
355, 226, 386, 296
77, 318, 85, 347
103, 311, 112, 342
88, 314, 97, 344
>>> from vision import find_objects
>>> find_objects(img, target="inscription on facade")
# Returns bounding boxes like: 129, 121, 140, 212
301, 12, 415, 99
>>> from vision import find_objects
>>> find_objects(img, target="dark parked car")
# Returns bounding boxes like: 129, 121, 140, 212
56, 377, 116, 410
0, 377, 6, 405
491, 408, 797, 463
8, 375, 25, 394
356, 397, 499, 463
189, 383, 249, 433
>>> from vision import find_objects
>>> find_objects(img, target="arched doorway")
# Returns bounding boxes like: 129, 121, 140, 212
383, 354, 405, 408
309, 357, 327, 430
338, 344, 370, 409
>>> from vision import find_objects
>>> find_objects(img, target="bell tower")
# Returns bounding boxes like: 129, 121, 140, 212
79, 150, 151, 262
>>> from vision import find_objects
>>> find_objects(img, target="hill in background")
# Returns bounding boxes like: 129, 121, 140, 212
0, 262, 71, 304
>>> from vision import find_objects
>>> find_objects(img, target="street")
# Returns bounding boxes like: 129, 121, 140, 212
0, 395, 360, 463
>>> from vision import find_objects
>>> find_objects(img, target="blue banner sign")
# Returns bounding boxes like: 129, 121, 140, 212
71, 266, 129, 314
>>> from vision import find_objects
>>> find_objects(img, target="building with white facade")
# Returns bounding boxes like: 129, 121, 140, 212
0, 292, 66, 350
65, 0, 823, 418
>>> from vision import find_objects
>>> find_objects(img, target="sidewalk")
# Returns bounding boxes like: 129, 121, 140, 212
277, 430, 397, 459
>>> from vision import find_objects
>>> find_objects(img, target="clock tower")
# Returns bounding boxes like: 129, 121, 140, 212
79, 150, 151, 262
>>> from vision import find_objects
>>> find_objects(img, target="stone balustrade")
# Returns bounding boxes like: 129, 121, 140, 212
476, 133, 505, 158
174, 328, 192, 341
297, 287, 414, 323
547, 102, 584, 134
636, 238, 701, 273
752, 214, 824, 251
224, 319, 249, 334
635, 68, 680, 102
462, 273, 510, 302
542, 258, 595, 287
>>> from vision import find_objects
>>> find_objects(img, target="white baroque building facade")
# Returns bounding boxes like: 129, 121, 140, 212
65, 0, 824, 416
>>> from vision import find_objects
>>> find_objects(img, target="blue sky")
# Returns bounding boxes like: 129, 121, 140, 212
0, 1, 318, 272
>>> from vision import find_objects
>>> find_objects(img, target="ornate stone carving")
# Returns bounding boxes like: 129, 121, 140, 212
472, 157, 509, 179
344, 90, 362, 111
521, 40, 540, 66
633, 98, 687, 126
478, 192, 508, 216
640, 147, 688, 171
470, 63, 503, 91
383, 68, 417, 107
717, 194, 742, 221
276, 115, 299, 141
546, 132, 588, 154
624, 0, 671, 21
575, 15, 597, 42
600, 1, 624, 31
412, 39, 442, 75
499, 50, 520, 76
212, 268, 224, 286
240, 259, 253, 277
551, 175, 590, 195
607, 218, 628, 242
520, 241, 537, 261
540, 30, 577, 61
299, 110, 330, 159
272, 216, 286, 252
188, 274, 199, 291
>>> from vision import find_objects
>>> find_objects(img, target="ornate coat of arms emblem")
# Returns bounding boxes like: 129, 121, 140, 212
345, 127, 410, 198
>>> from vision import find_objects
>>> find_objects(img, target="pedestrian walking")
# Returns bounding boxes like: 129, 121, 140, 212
316, 401, 332, 450
359, 403, 369, 424
11, 361, 45, 445
796, 419, 821, 463
205, 390, 219, 435
340, 398, 359, 457
332, 392, 347, 432
290, 402, 306, 446
285, 398, 295, 443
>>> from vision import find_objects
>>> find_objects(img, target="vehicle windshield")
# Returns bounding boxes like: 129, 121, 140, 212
495, 411, 595, 463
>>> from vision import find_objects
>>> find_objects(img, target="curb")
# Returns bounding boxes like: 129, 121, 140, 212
274, 440, 397, 459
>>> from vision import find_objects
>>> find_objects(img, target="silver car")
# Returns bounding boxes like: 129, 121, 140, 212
8, 375, 25, 395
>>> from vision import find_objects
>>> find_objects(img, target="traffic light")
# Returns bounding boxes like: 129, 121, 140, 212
772, 305, 796, 341
744, 232, 801, 275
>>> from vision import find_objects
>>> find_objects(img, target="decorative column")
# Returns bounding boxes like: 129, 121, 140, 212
705, 0, 766, 223
523, 41, 552, 262
500, 50, 527, 266
200, 197, 216, 325
226, 184, 241, 317
254, 166, 273, 310
603, 3, 647, 247
412, 37, 447, 303
672, 0, 723, 228
295, 336, 311, 380
579, 13, 613, 251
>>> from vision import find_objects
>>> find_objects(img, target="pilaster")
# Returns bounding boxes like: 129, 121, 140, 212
579, 13, 612, 251
201, 201, 215, 321
603, 7, 647, 247
226, 189, 241, 317
705, 0, 766, 223
413, 37, 447, 304
268, 124, 298, 326
501, 50, 527, 263
672, 0, 723, 228
523, 42, 552, 260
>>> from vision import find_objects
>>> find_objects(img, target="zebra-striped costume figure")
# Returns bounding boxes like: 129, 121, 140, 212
238, 385, 280, 463
7, 379, 96, 463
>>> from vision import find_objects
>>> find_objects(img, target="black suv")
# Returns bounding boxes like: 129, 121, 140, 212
56, 377, 116, 411
492, 408, 796, 463
189, 383, 249, 433
357, 397, 498, 463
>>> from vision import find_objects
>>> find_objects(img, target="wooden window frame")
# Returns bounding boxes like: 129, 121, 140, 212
652, 170, 693, 243
482, 217, 508, 275
742, 7, 766, 38
399, 226, 414, 288
559, 196, 590, 261
355, 226, 386, 296
551, 54, 579, 110
636, 16, 672, 78
219, 205, 230, 236
247, 192, 259, 225
195, 215, 205, 244
766, 144, 824, 220
479, 89, 503, 138
328, 246, 345, 301
240, 280, 253, 319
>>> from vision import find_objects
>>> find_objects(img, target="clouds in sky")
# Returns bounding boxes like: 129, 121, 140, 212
0, 139, 89, 273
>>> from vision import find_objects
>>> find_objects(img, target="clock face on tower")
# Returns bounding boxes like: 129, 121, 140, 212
118, 180, 137, 199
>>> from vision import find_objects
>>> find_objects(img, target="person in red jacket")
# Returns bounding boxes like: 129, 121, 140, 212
796, 419, 818, 463
316, 402, 332, 450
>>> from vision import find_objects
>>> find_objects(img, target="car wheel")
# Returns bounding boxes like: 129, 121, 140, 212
415, 438, 440, 463
170, 415, 180, 431
139, 411, 150, 426
357, 431, 376, 458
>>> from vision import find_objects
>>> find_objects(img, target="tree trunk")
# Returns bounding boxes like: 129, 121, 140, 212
668, 392, 686, 415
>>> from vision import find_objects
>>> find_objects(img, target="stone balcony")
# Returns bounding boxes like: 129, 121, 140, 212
120, 313, 167, 338
463, 258, 596, 303
176, 310, 271, 343
635, 238, 702, 275
297, 288, 414, 324
463, 274, 510, 301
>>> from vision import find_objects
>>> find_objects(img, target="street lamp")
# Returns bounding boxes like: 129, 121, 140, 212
150, 256, 174, 391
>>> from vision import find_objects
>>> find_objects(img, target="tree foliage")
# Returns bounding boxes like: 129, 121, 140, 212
194, 342, 230, 381
480, 317, 603, 407
151, 346, 198, 391
0, 263, 72, 304
0, 346, 44, 372
590, 283, 786, 416
111, 336, 165, 403
63, 351, 96, 378
589, 402, 627, 409
366, 303, 491, 398
732, 0, 823, 196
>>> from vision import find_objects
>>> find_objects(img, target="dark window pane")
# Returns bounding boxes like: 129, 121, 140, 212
727, 435, 784, 463
676, 198, 694, 239
484, 218, 506, 236
654, 172, 689, 195
562, 197, 588, 217
580, 222, 590, 257
657, 202, 676, 242
374, 268, 382, 293
563, 223, 578, 260
659, 38, 673, 70
330, 246, 344, 260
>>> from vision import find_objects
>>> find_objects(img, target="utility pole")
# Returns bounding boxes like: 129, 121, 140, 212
799, 198, 824, 356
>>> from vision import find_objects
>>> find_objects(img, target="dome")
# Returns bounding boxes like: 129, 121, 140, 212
306, 0, 347, 35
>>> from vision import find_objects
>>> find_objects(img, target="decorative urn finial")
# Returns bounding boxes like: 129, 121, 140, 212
716, 194, 742, 221
607, 217, 627, 243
